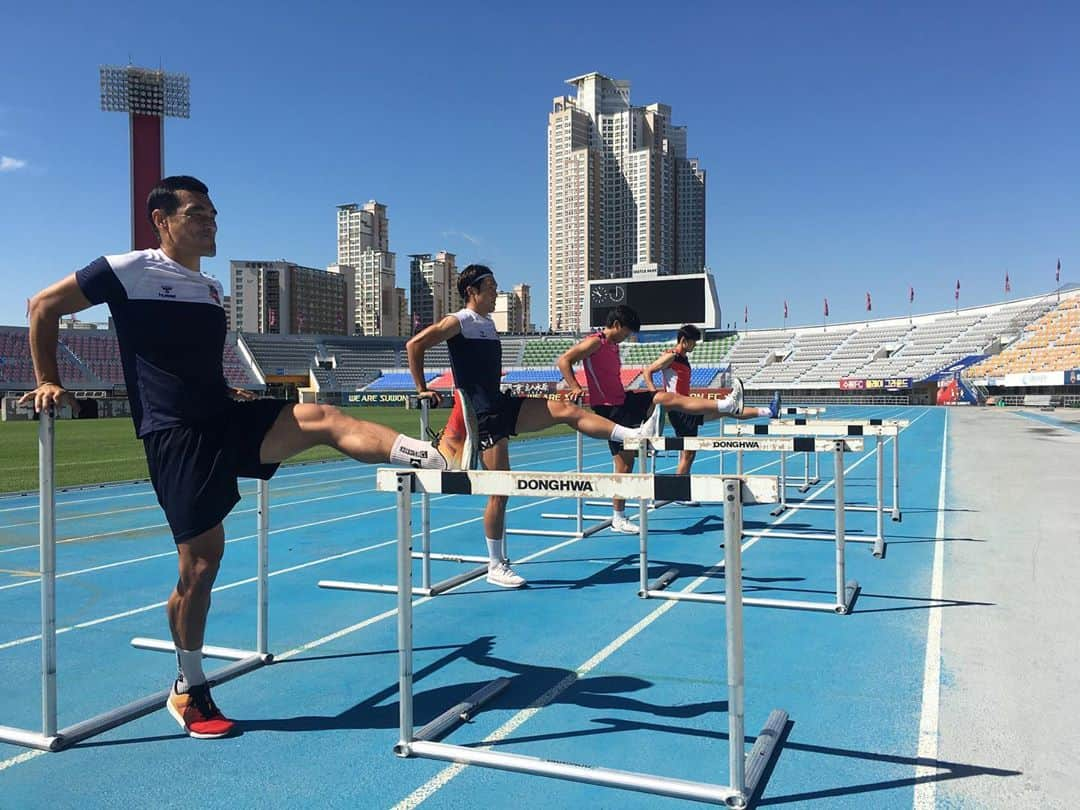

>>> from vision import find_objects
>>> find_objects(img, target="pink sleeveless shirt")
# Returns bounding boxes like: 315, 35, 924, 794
582, 331, 625, 406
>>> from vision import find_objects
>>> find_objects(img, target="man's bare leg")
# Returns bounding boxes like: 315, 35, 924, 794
480, 439, 525, 588
514, 397, 658, 441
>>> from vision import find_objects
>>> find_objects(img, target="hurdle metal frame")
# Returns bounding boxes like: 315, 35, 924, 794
775, 418, 906, 523
380, 467, 786, 808
319, 399, 490, 598
726, 421, 907, 558
625, 436, 863, 615
0, 410, 272, 752
775, 408, 827, 493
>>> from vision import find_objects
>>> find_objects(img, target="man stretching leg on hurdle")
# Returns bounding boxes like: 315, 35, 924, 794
644, 324, 781, 502
556, 305, 660, 532
20, 176, 467, 740
406, 264, 661, 587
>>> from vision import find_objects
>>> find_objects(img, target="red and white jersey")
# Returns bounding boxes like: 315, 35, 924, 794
660, 349, 691, 396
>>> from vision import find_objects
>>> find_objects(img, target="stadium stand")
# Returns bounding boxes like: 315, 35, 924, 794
59, 331, 125, 385
365, 372, 438, 391
502, 369, 564, 384
522, 338, 575, 366
241, 334, 319, 376
1, 327, 101, 389
649, 367, 727, 389
966, 296, 1080, 378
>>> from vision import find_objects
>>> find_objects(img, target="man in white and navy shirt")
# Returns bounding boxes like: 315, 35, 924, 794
20, 176, 458, 740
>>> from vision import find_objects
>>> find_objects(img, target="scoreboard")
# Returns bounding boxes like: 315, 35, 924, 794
587, 273, 720, 330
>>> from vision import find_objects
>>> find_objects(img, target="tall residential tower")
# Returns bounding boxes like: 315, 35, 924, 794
548, 72, 706, 332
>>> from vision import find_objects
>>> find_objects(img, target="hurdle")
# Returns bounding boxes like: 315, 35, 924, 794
776, 418, 906, 523
726, 421, 906, 558
380, 467, 787, 807
0, 410, 272, 752
774, 407, 827, 492
626, 436, 863, 615
319, 397, 489, 597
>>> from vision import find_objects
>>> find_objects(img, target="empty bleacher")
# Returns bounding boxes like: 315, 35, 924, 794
242, 334, 319, 377
365, 372, 438, 391
522, 338, 575, 366
966, 296, 1080, 378
502, 369, 564, 384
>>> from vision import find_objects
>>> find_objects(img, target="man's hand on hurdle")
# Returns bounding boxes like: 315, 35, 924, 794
17, 382, 81, 416
565, 385, 585, 403
229, 387, 257, 401
416, 389, 442, 408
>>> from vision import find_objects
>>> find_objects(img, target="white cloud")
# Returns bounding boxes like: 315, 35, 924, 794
441, 229, 482, 246
0, 156, 27, 172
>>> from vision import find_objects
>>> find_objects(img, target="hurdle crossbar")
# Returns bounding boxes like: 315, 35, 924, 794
630, 437, 862, 615
319, 398, 489, 597
381, 468, 786, 807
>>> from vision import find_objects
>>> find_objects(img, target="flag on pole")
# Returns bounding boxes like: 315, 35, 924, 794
1005, 272, 1011, 293
824, 298, 829, 317
955, 280, 960, 301
866, 292, 872, 312
1057, 258, 1062, 284
412, 312, 421, 333
268, 308, 276, 328
783, 300, 788, 319
744, 305, 748, 324
909, 285, 915, 304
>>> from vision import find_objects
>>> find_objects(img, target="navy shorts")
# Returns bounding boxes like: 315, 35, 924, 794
477, 392, 526, 450
143, 398, 289, 543
593, 391, 654, 456
668, 410, 704, 438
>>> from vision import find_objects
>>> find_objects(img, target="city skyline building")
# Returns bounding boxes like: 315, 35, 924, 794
547, 72, 706, 332
337, 201, 389, 266
230, 260, 348, 335
493, 283, 531, 333
409, 251, 458, 330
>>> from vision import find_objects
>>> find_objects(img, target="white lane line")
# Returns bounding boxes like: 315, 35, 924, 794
913, 408, 948, 808
0, 437, 594, 553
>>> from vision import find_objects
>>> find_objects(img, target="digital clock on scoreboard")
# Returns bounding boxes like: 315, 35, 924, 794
588, 275, 713, 329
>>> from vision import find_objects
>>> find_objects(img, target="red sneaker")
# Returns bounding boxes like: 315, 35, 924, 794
167, 682, 236, 739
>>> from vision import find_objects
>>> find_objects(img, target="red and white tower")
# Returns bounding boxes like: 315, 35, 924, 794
99, 65, 190, 250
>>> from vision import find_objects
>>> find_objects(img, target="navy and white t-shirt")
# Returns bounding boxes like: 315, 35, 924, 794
75, 249, 229, 437
446, 308, 503, 416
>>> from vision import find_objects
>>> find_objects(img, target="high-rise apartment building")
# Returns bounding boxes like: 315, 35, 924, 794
548, 72, 706, 332
493, 283, 531, 333
409, 251, 457, 330
336, 201, 389, 266
230, 260, 348, 335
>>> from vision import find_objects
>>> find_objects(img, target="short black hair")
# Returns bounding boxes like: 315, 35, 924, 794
677, 324, 702, 343
147, 176, 209, 238
605, 305, 641, 332
457, 264, 495, 300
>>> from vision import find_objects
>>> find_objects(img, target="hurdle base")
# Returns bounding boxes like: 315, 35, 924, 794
319, 562, 489, 598
0, 725, 63, 752
411, 551, 489, 564
769, 504, 788, 517
891, 509, 902, 523
642, 589, 856, 615
744, 709, 789, 799
394, 738, 753, 807
52, 654, 266, 750
796, 478, 820, 493
743, 529, 881, 545
839, 580, 861, 615
414, 677, 512, 743
640, 567, 680, 597
130, 637, 273, 664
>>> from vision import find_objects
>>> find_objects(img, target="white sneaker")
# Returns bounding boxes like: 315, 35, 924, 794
486, 561, 526, 588
728, 376, 744, 414
611, 515, 639, 534
638, 406, 662, 438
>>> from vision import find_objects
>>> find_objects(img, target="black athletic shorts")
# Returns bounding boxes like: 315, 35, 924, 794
143, 398, 289, 543
593, 391, 654, 456
668, 410, 704, 438
477, 392, 526, 450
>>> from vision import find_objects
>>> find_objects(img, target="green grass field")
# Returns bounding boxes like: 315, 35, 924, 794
0, 406, 574, 494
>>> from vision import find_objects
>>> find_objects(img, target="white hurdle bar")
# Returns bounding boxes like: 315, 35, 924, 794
380, 467, 786, 808
726, 421, 906, 558
775, 418, 906, 522
319, 398, 489, 598
0, 411, 272, 753
625, 436, 863, 615
506, 431, 623, 539
774, 408, 827, 492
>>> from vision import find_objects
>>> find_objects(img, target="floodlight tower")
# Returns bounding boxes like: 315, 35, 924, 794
99, 65, 190, 250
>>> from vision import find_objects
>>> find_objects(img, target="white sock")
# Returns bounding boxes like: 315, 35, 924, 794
175, 647, 206, 693
715, 396, 738, 415
613, 508, 625, 520
755, 406, 771, 417
389, 434, 446, 469
486, 537, 505, 567
609, 423, 632, 443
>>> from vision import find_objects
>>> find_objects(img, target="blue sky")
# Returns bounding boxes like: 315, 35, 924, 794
1, 1, 1077, 330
